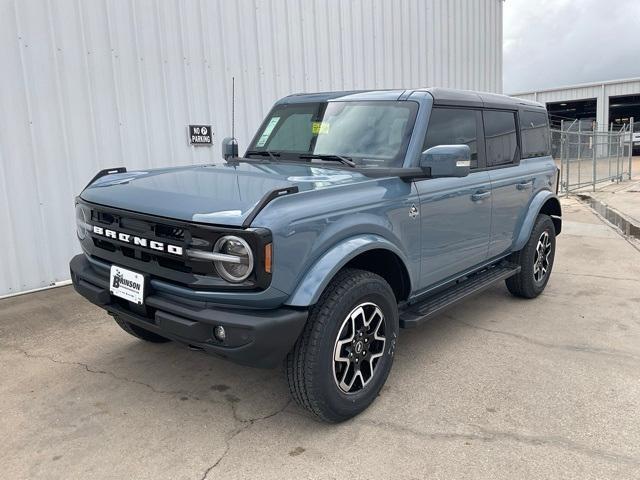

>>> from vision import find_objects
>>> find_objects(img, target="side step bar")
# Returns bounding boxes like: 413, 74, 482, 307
399, 263, 520, 328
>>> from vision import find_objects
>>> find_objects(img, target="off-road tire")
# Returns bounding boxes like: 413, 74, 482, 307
285, 268, 399, 423
112, 315, 172, 343
506, 214, 556, 299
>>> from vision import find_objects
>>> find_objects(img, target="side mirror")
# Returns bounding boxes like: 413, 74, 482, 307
221, 137, 238, 160
420, 145, 470, 178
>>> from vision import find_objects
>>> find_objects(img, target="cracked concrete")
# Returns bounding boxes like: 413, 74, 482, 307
10, 346, 193, 396
1, 198, 640, 480
198, 399, 292, 480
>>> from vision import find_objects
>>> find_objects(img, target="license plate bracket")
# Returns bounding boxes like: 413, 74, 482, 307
109, 265, 145, 305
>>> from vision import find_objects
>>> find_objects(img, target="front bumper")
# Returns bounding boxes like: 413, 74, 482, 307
69, 254, 307, 368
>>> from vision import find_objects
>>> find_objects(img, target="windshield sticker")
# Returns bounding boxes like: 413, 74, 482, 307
312, 121, 330, 135
256, 116, 280, 147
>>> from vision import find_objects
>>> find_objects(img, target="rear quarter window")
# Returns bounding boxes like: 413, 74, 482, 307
520, 110, 550, 158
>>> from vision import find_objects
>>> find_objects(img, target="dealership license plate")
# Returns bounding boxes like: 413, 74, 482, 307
110, 265, 145, 305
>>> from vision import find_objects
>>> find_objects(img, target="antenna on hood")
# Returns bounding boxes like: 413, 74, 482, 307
222, 76, 239, 160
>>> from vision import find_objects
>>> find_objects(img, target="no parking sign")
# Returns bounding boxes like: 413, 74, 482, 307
188, 125, 212, 145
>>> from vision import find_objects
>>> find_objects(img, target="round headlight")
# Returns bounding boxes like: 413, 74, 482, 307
76, 204, 88, 240
213, 236, 254, 283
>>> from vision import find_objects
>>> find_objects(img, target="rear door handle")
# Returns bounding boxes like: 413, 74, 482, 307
471, 190, 491, 202
516, 180, 533, 190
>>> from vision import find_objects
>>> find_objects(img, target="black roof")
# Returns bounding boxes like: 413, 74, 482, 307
277, 87, 545, 110
423, 87, 545, 110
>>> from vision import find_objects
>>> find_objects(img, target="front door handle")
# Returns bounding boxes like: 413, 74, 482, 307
516, 180, 533, 190
471, 190, 491, 202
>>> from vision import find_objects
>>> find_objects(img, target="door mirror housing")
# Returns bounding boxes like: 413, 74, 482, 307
420, 145, 471, 178
221, 137, 239, 160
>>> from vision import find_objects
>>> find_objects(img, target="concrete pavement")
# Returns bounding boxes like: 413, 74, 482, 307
576, 177, 640, 247
1, 198, 640, 480
581, 177, 640, 224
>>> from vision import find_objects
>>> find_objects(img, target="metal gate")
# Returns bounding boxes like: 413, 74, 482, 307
552, 118, 635, 194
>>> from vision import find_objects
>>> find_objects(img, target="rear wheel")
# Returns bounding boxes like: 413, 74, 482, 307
112, 315, 171, 343
506, 214, 556, 298
285, 268, 399, 423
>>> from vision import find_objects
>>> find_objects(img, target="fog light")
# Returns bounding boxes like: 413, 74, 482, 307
214, 325, 226, 342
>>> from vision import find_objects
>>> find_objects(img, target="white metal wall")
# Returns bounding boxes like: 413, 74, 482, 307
0, 0, 503, 297
511, 77, 640, 131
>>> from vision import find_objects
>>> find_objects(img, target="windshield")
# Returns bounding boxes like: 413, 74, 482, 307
246, 101, 419, 168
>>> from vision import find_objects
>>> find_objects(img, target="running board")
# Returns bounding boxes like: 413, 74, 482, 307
399, 263, 520, 328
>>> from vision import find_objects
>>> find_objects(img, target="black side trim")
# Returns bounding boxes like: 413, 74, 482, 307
242, 186, 299, 227
85, 167, 127, 189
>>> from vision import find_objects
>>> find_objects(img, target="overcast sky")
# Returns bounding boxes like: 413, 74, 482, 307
503, 0, 640, 94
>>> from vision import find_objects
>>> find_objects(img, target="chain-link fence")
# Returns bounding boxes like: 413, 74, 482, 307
552, 118, 635, 194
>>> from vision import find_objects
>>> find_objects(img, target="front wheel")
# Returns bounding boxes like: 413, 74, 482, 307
285, 268, 399, 423
506, 214, 556, 298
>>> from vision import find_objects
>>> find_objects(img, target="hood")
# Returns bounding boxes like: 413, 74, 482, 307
80, 161, 371, 226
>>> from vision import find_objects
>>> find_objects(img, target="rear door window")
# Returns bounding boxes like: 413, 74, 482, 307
483, 110, 519, 167
423, 108, 481, 169
520, 110, 550, 158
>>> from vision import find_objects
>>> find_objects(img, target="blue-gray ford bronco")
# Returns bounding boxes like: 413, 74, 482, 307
70, 88, 561, 422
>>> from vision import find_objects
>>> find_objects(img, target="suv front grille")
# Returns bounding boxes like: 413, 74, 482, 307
89, 208, 195, 272
77, 199, 272, 291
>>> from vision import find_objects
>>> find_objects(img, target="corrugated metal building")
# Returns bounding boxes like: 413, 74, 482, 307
511, 77, 640, 131
0, 0, 504, 297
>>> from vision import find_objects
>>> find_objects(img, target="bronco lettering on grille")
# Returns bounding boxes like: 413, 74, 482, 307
92, 225, 183, 256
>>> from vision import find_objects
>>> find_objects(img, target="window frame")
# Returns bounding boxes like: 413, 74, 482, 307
481, 108, 522, 170
422, 106, 487, 171
519, 108, 550, 159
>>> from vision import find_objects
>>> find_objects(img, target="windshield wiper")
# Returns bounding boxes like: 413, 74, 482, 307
298, 154, 356, 168
245, 150, 280, 161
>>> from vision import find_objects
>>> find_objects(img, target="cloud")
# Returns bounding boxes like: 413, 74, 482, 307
503, 0, 640, 93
